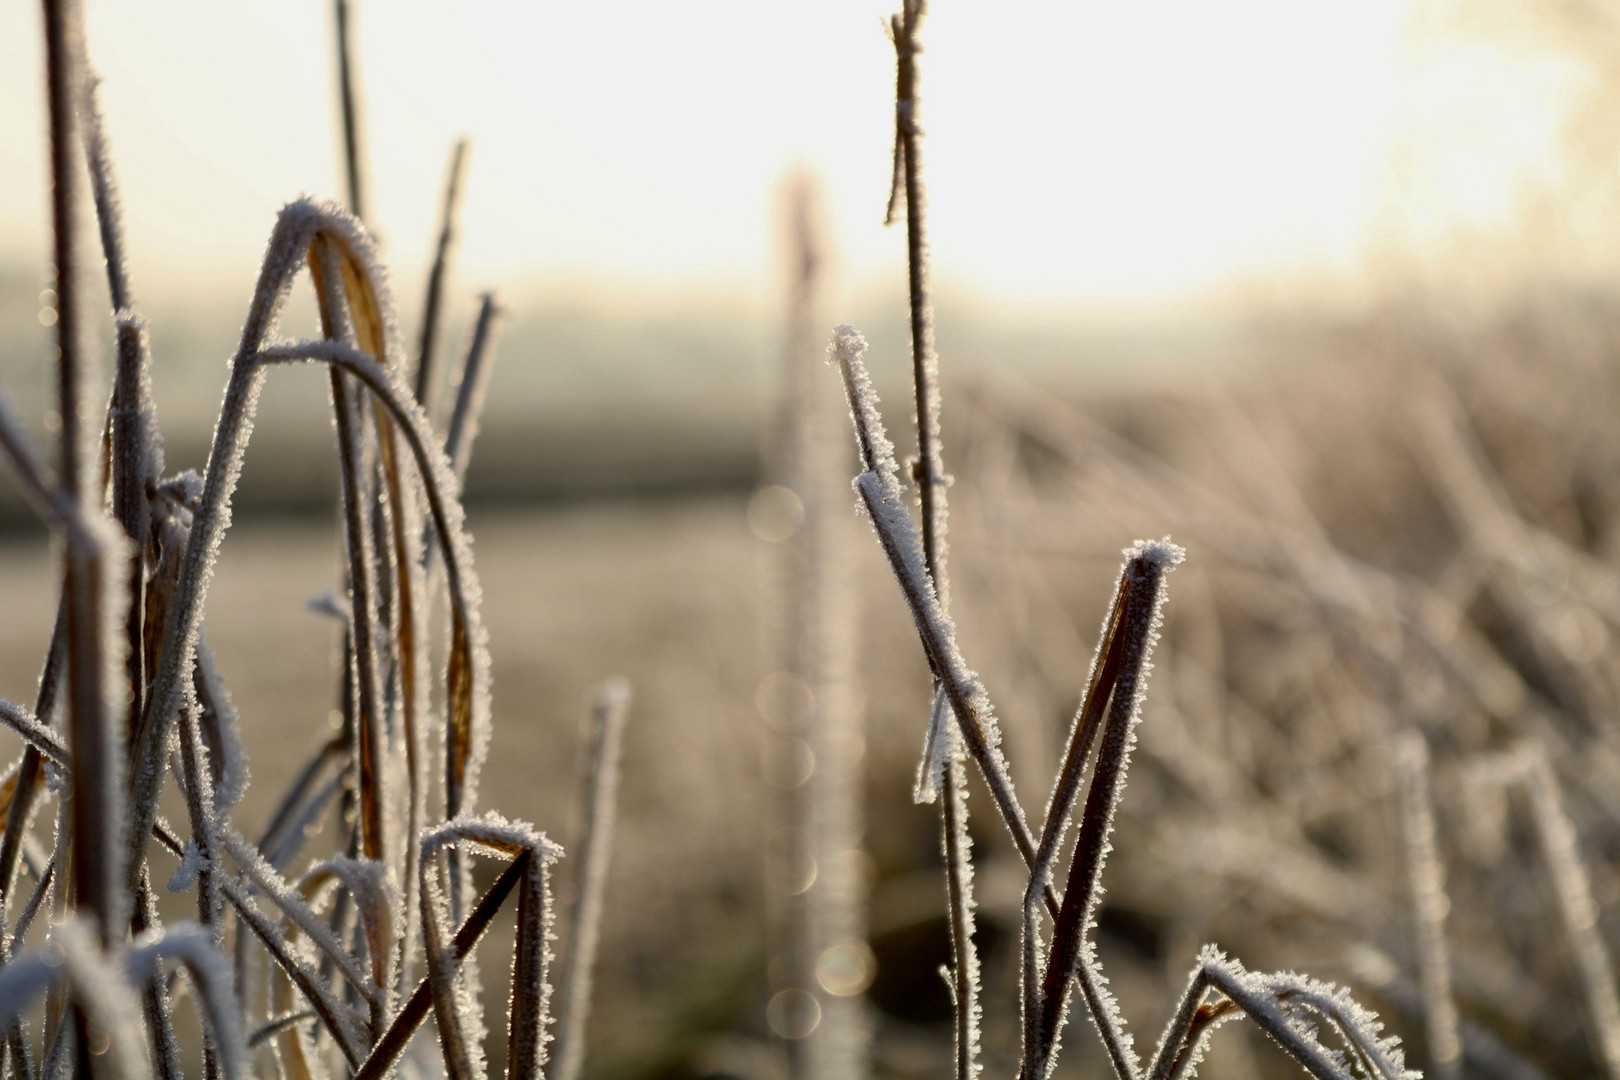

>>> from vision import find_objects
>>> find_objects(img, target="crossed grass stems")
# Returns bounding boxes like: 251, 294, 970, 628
0, 4, 630, 1079
813, 4, 1417, 1080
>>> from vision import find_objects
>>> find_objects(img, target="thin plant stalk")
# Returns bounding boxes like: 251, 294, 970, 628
442, 294, 503, 486
1394, 733, 1460, 1080
44, 0, 129, 950
416, 138, 470, 416
333, 0, 368, 222
884, 6, 976, 1074
770, 173, 869, 1080
552, 681, 630, 1080
1519, 749, 1620, 1080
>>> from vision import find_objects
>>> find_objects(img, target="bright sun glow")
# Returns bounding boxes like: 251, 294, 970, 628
0, 1, 1585, 310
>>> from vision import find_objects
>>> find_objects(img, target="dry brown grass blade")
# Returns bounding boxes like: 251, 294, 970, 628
254, 330, 492, 827
310, 235, 390, 865
446, 612, 476, 819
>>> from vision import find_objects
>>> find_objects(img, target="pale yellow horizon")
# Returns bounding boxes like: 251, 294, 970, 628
0, 1, 1588, 318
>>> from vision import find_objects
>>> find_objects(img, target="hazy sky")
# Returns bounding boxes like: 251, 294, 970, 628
0, 1, 1575, 313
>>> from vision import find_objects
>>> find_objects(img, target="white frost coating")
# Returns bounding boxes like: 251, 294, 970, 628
194, 634, 250, 816
1190, 951, 1415, 1080
941, 756, 984, 1080
299, 856, 398, 1000
1128, 536, 1186, 572
913, 684, 954, 804
13, 920, 151, 1080
1071, 938, 1142, 1080
832, 327, 1018, 818
0, 700, 70, 766
828, 325, 899, 481
158, 468, 205, 510
852, 470, 1011, 775
166, 838, 205, 893
127, 923, 250, 1080
220, 830, 377, 1004
417, 813, 564, 1080
419, 870, 487, 1080
419, 812, 562, 866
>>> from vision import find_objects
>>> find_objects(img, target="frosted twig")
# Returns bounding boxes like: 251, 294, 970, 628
1143, 948, 1415, 1080
1028, 539, 1182, 1080
174, 694, 223, 943
914, 684, 950, 803
940, 754, 980, 1080
1019, 544, 1131, 1078
192, 636, 248, 817
832, 331, 1030, 831
1393, 733, 1460, 1080
133, 203, 492, 914
552, 680, 630, 1080
82, 75, 134, 313
62, 515, 130, 948
110, 316, 156, 790
128, 200, 318, 899
42, 0, 131, 951
415, 138, 470, 417
43, 0, 88, 508
85, 83, 164, 770
0, 704, 70, 768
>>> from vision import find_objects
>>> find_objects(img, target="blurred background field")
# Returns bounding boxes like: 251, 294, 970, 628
8, 0, 1620, 1078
